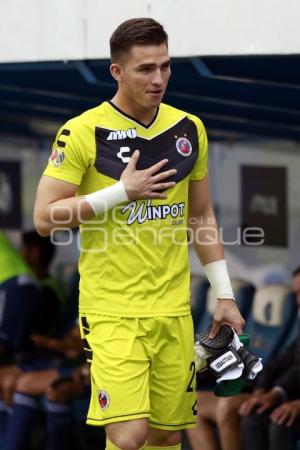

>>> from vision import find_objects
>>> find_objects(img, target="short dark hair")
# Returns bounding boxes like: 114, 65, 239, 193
293, 266, 300, 277
110, 18, 168, 62
22, 230, 55, 269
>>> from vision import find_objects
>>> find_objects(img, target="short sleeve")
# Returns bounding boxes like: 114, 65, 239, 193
43, 118, 90, 185
189, 117, 208, 181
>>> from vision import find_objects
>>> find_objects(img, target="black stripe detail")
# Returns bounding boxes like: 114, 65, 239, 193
81, 317, 90, 333
57, 140, 66, 148
87, 411, 149, 422
149, 420, 196, 427
95, 116, 199, 184
108, 101, 159, 129
61, 129, 71, 136
82, 334, 93, 362
82, 338, 91, 350
83, 347, 92, 354
84, 350, 93, 361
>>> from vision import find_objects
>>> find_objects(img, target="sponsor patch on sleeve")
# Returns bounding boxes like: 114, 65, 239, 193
49, 148, 65, 168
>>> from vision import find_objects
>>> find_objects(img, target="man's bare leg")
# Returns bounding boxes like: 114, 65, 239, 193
106, 420, 181, 450
187, 391, 219, 450
216, 394, 250, 450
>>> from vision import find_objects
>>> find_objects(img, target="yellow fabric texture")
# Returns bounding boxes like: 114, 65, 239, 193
80, 314, 197, 429
43, 101, 208, 317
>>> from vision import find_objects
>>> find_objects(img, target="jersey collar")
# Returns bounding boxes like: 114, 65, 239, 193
107, 101, 160, 129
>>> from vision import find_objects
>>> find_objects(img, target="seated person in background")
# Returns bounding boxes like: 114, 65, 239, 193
187, 267, 300, 450
2, 324, 88, 450
20, 230, 66, 336
0, 232, 43, 401
1, 231, 67, 407
240, 265, 300, 450
2, 257, 83, 450
0, 231, 45, 444
0, 231, 66, 412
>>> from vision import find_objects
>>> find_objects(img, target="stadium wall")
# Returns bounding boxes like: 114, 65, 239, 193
1, 0, 300, 62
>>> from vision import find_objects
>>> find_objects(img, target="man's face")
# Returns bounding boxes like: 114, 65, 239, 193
114, 43, 171, 109
292, 273, 300, 307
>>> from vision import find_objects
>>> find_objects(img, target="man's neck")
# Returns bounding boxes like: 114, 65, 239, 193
111, 93, 158, 126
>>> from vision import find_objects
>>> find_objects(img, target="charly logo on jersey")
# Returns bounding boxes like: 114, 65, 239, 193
176, 137, 192, 157
117, 146, 131, 163
107, 128, 138, 140
121, 199, 185, 225
49, 148, 65, 168
98, 390, 110, 410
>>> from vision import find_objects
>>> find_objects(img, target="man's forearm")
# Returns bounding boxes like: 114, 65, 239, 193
189, 207, 224, 265
34, 181, 128, 236
188, 189, 244, 334
189, 208, 235, 301
34, 196, 95, 236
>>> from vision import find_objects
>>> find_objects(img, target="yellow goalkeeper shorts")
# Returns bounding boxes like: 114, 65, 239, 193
79, 313, 197, 430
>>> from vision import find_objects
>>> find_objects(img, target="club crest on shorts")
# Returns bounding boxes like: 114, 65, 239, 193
176, 137, 192, 157
49, 148, 65, 168
98, 390, 110, 410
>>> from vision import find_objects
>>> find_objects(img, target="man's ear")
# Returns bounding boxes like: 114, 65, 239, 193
110, 63, 123, 83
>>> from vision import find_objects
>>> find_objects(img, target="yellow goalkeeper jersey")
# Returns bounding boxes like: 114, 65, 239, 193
43, 101, 208, 317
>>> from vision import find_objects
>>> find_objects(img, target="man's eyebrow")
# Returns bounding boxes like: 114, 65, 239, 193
137, 60, 171, 69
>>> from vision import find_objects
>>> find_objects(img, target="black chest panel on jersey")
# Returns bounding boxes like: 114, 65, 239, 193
94, 117, 199, 183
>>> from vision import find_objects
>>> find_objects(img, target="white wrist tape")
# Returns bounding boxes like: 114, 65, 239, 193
203, 259, 235, 300
85, 181, 128, 215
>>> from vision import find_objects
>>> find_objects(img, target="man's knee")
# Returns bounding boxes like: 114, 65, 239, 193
106, 419, 149, 450
216, 397, 241, 426
107, 435, 146, 450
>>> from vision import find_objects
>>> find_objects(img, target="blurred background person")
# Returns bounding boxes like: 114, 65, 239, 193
240, 266, 300, 450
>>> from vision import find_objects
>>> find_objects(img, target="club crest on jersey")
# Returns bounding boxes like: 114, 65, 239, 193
176, 137, 192, 157
98, 390, 110, 410
107, 128, 138, 140
49, 148, 65, 168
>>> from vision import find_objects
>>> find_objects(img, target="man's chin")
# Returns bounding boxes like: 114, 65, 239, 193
145, 97, 163, 108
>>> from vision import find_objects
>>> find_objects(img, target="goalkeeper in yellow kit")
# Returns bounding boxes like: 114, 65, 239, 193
34, 17, 244, 450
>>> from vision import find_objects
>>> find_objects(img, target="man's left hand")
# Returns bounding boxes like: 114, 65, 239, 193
209, 299, 245, 338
